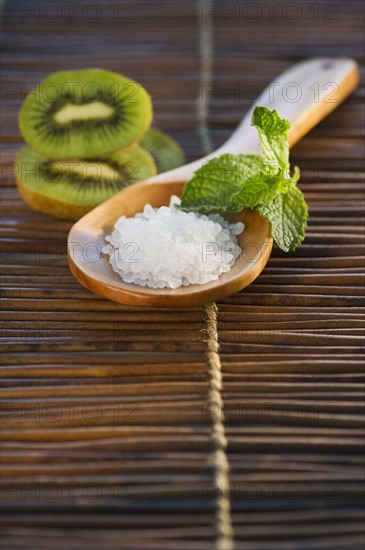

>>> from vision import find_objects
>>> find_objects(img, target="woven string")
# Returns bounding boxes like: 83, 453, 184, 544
204, 304, 234, 550
198, 3, 234, 549
197, 0, 213, 154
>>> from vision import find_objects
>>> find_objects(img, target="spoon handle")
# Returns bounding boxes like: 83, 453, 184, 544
147, 57, 359, 184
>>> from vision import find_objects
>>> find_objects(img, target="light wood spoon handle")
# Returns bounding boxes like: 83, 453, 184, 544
147, 57, 359, 184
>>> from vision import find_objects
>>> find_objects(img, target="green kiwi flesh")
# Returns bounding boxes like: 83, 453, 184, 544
15, 145, 157, 220
19, 69, 153, 159
140, 128, 185, 173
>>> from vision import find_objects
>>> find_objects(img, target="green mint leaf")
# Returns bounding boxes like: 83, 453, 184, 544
179, 107, 308, 253
251, 106, 290, 171
180, 154, 286, 213
259, 185, 308, 252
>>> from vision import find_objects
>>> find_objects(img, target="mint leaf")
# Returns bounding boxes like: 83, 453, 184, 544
259, 185, 308, 252
179, 106, 308, 253
180, 153, 287, 213
251, 106, 290, 171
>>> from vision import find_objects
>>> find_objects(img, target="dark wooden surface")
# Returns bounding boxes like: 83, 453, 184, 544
1, 1, 364, 549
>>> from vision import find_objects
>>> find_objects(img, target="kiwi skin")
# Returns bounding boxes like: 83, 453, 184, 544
15, 145, 157, 221
16, 178, 92, 220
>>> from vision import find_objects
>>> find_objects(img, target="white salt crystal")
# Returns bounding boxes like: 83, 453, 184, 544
103, 196, 244, 290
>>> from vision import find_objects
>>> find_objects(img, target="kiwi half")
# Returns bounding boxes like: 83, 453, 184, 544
140, 128, 185, 173
19, 69, 153, 159
15, 145, 157, 220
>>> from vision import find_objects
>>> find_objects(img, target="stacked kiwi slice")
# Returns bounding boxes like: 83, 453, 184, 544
16, 68, 185, 220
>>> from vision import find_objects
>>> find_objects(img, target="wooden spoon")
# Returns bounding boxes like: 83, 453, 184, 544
68, 58, 359, 308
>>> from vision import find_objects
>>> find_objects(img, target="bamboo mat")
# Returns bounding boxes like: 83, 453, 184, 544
1, 1, 364, 549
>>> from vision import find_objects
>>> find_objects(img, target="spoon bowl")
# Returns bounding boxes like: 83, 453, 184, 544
68, 180, 272, 307
68, 58, 359, 307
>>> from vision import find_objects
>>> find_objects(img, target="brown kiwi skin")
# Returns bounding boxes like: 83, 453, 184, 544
16, 177, 93, 221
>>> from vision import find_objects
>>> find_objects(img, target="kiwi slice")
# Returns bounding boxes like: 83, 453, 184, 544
19, 69, 153, 159
15, 145, 157, 220
140, 128, 185, 173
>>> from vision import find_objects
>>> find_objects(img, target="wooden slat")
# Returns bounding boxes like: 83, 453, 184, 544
1, 0, 364, 548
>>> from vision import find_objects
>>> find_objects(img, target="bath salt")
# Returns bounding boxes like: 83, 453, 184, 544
103, 196, 244, 289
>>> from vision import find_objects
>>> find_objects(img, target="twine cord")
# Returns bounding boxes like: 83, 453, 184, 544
204, 304, 234, 550
198, 2, 234, 548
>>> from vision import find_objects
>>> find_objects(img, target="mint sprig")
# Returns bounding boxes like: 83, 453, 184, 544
179, 107, 308, 252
